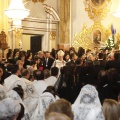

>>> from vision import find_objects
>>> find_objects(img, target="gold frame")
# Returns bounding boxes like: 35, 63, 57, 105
84, 0, 112, 22
72, 22, 111, 51
91, 0, 105, 7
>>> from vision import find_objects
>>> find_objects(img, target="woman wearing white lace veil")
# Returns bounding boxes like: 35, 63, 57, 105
24, 83, 40, 118
6, 89, 30, 120
31, 91, 58, 120
0, 98, 21, 120
72, 84, 105, 120
0, 84, 6, 101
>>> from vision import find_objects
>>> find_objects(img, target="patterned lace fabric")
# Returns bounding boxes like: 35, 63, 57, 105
7, 90, 30, 120
72, 84, 105, 120
24, 84, 58, 120
24, 84, 39, 118
31, 92, 57, 120
0, 85, 6, 101
0, 98, 21, 119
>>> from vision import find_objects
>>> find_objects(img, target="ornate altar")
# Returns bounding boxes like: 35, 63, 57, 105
72, 0, 112, 51
0, 31, 9, 57
72, 22, 112, 51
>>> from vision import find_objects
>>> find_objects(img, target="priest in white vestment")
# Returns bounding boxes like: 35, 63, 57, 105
45, 67, 59, 86
20, 69, 32, 84
52, 50, 66, 76
4, 65, 26, 92
32, 70, 48, 96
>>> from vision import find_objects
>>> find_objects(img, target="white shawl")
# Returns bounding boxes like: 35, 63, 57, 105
0, 84, 6, 101
7, 90, 30, 120
0, 98, 21, 119
24, 84, 40, 118
4, 74, 26, 92
31, 92, 57, 120
72, 84, 105, 120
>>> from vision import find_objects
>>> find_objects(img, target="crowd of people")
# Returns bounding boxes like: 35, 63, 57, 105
0, 46, 120, 120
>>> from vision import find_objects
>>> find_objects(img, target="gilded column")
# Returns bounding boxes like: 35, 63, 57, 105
0, 0, 10, 57
58, 0, 70, 50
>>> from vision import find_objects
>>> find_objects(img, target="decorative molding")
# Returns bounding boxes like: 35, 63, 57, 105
32, 0, 45, 3
43, 4, 60, 21
84, 0, 112, 22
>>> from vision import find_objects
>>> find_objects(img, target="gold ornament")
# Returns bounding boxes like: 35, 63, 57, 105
72, 22, 111, 51
84, 0, 112, 22
32, 0, 45, 3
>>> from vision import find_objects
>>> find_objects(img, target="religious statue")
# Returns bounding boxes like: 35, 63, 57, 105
0, 31, 9, 57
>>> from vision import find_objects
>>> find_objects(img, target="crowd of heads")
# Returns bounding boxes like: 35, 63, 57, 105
0, 46, 119, 119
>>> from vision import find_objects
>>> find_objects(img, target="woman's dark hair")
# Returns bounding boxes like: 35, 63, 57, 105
51, 67, 59, 76
43, 86, 59, 98
6, 51, 13, 59
13, 85, 24, 99
11, 65, 19, 74
50, 48, 56, 59
17, 103, 25, 120
26, 51, 32, 60
13, 49, 19, 58
7, 64, 13, 72
18, 53, 26, 61
77, 47, 85, 58
76, 58, 82, 65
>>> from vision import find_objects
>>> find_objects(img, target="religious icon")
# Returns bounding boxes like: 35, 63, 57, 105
91, 0, 104, 6
93, 30, 101, 44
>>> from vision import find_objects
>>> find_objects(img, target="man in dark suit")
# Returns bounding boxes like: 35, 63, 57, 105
106, 52, 120, 73
98, 53, 107, 69
43, 51, 54, 70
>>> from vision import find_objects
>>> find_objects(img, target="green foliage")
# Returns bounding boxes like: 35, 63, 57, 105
106, 35, 115, 50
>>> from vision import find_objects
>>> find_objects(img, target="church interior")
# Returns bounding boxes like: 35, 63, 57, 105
1, 0, 120, 120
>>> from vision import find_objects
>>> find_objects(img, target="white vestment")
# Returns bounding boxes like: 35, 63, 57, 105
20, 77, 32, 84
52, 59, 66, 76
4, 74, 26, 92
7, 90, 30, 120
45, 76, 57, 86
33, 80, 48, 96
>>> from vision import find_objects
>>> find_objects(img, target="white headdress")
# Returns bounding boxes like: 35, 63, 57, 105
7, 90, 30, 120
31, 92, 57, 120
24, 84, 40, 117
57, 50, 65, 56
0, 98, 21, 119
72, 84, 105, 120
0, 84, 6, 101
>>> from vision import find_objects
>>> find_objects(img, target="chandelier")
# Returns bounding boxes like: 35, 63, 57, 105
4, 0, 30, 28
